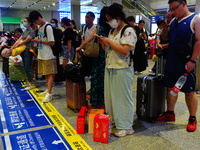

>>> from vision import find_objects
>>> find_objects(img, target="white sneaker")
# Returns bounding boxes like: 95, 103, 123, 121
22, 83, 28, 87
42, 93, 53, 103
134, 71, 139, 75
40, 89, 54, 96
114, 129, 135, 137
40, 90, 47, 96
24, 85, 35, 90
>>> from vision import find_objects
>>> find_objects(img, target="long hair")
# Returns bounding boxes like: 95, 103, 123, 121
99, 6, 112, 34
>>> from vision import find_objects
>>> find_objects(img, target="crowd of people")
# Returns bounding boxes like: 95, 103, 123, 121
0, 0, 200, 137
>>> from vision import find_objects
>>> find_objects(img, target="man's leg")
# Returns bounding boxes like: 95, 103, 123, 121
46, 74, 55, 94
156, 88, 177, 121
185, 92, 198, 132
167, 88, 178, 111
185, 92, 198, 116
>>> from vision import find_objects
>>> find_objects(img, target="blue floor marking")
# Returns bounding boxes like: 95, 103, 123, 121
1, 127, 72, 150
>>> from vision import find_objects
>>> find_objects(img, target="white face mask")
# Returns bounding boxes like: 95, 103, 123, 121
107, 19, 119, 28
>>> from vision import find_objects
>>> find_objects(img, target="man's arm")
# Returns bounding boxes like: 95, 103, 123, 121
185, 15, 200, 72
160, 23, 170, 41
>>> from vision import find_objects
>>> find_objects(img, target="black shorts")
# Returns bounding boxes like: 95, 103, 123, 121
163, 71, 196, 93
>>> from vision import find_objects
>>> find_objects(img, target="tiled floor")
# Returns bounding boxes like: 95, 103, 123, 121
0, 58, 200, 150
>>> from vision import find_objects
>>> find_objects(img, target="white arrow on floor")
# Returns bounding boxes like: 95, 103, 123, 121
27, 99, 34, 101
8, 105, 17, 109
36, 114, 44, 117
14, 122, 25, 129
52, 140, 63, 145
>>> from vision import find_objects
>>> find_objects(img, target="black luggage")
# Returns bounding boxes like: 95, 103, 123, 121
2, 58, 9, 77
136, 52, 166, 122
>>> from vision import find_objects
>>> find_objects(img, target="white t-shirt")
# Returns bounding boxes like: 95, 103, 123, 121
38, 22, 55, 60
83, 24, 96, 42
105, 26, 137, 69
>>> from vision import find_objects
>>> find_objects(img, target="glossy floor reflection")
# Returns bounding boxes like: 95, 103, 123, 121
0, 58, 200, 150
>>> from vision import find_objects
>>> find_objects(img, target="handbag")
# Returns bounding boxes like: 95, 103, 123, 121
83, 26, 99, 58
84, 39, 99, 58
64, 60, 84, 83
11, 45, 26, 56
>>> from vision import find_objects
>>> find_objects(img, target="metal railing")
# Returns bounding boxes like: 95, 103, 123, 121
122, 0, 158, 19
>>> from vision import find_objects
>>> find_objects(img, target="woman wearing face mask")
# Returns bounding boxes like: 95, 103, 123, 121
98, 3, 137, 137
12, 17, 36, 90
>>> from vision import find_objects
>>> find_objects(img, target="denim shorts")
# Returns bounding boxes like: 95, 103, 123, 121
163, 71, 196, 93
61, 45, 74, 60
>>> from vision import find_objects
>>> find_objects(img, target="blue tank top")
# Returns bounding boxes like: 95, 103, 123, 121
165, 13, 196, 72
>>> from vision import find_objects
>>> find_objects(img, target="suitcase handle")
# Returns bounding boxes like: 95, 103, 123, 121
155, 52, 164, 80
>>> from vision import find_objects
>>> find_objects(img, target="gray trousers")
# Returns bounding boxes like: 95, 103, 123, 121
104, 67, 134, 129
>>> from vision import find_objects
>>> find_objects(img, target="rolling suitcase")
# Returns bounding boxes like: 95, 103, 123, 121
136, 52, 166, 122
66, 80, 87, 112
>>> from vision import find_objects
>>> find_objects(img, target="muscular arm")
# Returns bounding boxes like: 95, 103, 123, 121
185, 15, 200, 72
161, 23, 170, 41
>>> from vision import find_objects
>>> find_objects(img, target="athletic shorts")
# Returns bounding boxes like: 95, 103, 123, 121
38, 59, 57, 75
163, 71, 196, 93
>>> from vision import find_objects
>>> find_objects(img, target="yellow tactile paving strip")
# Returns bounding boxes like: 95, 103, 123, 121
29, 88, 92, 150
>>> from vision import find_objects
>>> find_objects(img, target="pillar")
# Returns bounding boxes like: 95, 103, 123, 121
71, 4, 81, 31
195, 0, 200, 91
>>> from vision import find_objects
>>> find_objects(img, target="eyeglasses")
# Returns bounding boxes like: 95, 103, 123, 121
168, 2, 182, 12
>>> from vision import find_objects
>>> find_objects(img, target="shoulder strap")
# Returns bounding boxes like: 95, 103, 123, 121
84, 25, 88, 34
120, 25, 132, 38
44, 24, 53, 38
110, 25, 132, 38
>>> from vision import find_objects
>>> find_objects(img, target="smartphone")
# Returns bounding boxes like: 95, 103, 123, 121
94, 34, 101, 38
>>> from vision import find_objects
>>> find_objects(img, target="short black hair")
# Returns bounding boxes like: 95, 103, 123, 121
86, 11, 95, 19
29, 10, 43, 22
156, 18, 165, 26
15, 28, 23, 33
25, 17, 34, 26
51, 18, 58, 25
138, 20, 145, 24
61, 17, 71, 26
168, 0, 186, 4
127, 16, 135, 22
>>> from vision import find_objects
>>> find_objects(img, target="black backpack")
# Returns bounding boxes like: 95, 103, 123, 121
44, 24, 63, 56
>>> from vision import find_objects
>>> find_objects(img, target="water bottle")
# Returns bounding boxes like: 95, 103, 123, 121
170, 72, 189, 96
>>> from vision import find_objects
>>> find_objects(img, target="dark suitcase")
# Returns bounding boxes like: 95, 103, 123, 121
55, 64, 65, 82
66, 80, 87, 112
2, 58, 9, 77
136, 53, 166, 122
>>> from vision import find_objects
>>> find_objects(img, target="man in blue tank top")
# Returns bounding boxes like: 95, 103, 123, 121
156, 0, 200, 132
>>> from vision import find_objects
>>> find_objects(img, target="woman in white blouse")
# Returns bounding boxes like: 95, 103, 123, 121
98, 3, 137, 137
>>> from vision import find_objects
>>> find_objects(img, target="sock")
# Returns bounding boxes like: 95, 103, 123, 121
167, 110, 174, 115
189, 115, 196, 120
